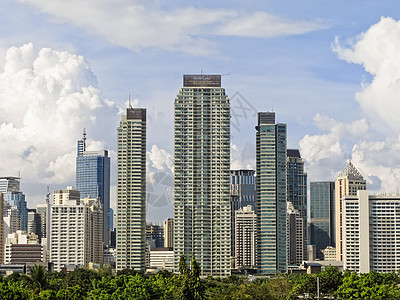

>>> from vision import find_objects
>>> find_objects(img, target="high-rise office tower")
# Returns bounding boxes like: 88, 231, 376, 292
256, 111, 287, 274
0, 177, 27, 232
230, 169, 256, 264
343, 191, 400, 273
309, 181, 335, 258
76, 131, 111, 247
27, 209, 42, 239
286, 202, 305, 265
174, 74, 231, 276
234, 205, 257, 269
335, 161, 366, 261
116, 107, 146, 271
286, 149, 307, 264
163, 218, 174, 248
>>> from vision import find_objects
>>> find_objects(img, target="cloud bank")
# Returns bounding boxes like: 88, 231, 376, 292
19, 0, 328, 55
300, 17, 400, 193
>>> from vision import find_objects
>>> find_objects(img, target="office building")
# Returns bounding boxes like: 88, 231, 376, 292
3, 205, 20, 238
234, 205, 257, 269
256, 111, 287, 274
335, 161, 366, 261
286, 149, 307, 263
27, 209, 41, 239
50, 187, 90, 271
116, 107, 147, 271
309, 181, 335, 258
146, 223, 164, 249
343, 191, 400, 273
36, 204, 49, 244
230, 170, 256, 260
174, 74, 231, 276
4, 230, 44, 264
76, 131, 111, 247
287, 202, 305, 266
163, 218, 174, 248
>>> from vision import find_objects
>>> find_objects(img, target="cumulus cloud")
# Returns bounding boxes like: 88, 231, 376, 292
19, 0, 328, 55
231, 142, 255, 170
0, 43, 118, 190
301, 17, 400, 193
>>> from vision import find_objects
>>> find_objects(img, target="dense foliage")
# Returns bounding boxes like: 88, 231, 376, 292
2, 263, 400, 299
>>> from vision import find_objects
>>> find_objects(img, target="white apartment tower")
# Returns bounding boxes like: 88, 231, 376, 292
116, 107, 147, 271
174, 75, 231, 276
335, 161, 366, 261
343, 190, 400, 273
234, 205, 257, 269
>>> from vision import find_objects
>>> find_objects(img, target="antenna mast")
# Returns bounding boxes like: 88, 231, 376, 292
46, 186, 50, 204
82, 128, 87, 152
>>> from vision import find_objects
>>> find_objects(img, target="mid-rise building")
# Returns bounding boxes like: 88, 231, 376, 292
256, 111, 287, 274
234, 205, 257, 269
82, 197, 103, 264
76, 130, 111, 247
321, 246, 336, 261
149, 247, 174, 272
343, 191, 400, 273
116, 107, 147, 271
309, 181, 335, 258
4, 205, 20, 238
174, 74, 231, 276
146, 223, 164, 249
36, 203, 49, 244
163, 218, 173, 248
4, 230, 44, 264
287, 149, 307, 264
0, 193, 3, 264
287, 202, 305, 266
27, 209, 42, 239
335, 161, 366, 261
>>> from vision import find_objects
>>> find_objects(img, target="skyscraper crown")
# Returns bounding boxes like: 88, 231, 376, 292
338, 161, 364, 180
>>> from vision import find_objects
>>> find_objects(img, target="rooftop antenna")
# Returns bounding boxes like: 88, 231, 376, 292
129, 95, 133, 109
82, 128, 87, 152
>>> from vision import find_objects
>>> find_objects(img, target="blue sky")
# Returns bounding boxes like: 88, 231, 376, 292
2, 0, 400, 221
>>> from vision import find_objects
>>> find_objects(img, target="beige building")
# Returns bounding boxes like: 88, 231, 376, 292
234, 205, 257, 269
5, 230, 44, 264
321, 246, 336, 261
163, 218, 173, 248
343, 191, 400, 273
335, 161, 366, 261
82, 197, 103, 264
150, 247, 174, 272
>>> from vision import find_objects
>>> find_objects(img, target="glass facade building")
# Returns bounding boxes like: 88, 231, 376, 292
76, 139, 110, 247
256, 112, 287, 274
309, 181, 335, 258
174, 74, 231, 276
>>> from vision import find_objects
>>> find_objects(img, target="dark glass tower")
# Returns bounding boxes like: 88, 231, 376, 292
76, 131, 111, 247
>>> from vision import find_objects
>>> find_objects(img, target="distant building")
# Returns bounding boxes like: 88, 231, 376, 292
343, 191, 400, 273
146, 223, 164, 249
234, 205, 257, 269
149, 247, 174, 272
0, 193, 3, 264
76, 130, 111, 247
4, 230, 44, 264
116, 107, 147, 271
321, 246, 336, 261
287, 202, 305, 266
335, 161, 366, 261
231, 170, 256, 260
27, 209, 41, 239
256, 112, 287, 274
82, 197, 103, 264
4, 205, 20, 238
36, 204, 49, 245
287, 149, 307, 264
307, 245, 316, 261
163, 218, 173, 248
309, 181, 335, 258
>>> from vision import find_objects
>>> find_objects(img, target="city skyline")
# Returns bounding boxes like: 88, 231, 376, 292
2, 2, 400, 222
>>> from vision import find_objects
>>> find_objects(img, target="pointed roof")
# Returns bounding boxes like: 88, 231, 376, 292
338, 161, 364, 180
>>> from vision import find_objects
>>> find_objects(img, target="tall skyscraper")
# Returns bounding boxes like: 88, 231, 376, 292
116, 107, 146, 271
256, 111, 287, 274
174, 74, 231, 276
335, 161, 366, 261
286, 149, 307, 264
309, 181, 335, 258
0, 177, 27, 232
343, 191, 400, 273
76, 131, 111, 247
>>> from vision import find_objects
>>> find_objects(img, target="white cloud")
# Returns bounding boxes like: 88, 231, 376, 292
19, 0, 328, 55
301, 17, 400, 193
0, 43, 119, 188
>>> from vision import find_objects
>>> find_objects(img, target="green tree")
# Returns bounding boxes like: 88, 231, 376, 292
0, 280, 29, 300
176, 253, 204, 300
22, 264, 48, 294
64, 268, 100, 295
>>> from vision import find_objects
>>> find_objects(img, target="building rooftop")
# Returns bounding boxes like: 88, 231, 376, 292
338, 161, 364, 180
183, 75, 221, 87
